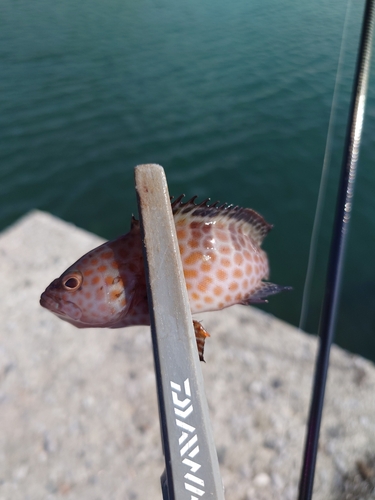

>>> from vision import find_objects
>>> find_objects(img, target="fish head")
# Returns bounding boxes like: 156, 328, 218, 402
40, 240, 143, 328
40, 270, 87, 326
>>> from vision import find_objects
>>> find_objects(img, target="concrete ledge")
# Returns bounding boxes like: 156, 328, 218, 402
1, 211, 375, 499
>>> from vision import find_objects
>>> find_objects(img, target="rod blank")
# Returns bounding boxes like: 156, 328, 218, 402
298, 1, 375, 498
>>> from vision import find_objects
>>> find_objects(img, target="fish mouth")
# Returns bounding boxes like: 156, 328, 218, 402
40, 291, 82, 322
40, 292, 64, 314
40, 292, 61, 312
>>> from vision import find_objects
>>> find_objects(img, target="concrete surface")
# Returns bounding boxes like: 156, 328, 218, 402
1, 210, 375, 500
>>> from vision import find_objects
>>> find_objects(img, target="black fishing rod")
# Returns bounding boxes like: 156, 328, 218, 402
298, 0, 374, 499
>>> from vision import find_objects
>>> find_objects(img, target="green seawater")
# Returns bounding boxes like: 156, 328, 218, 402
1, 0, 375, 360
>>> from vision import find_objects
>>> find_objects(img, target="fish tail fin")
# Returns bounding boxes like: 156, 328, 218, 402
242, 282, 292, 304
193, 320, 210, 362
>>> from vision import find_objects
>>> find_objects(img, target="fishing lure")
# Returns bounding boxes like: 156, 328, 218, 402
40, 196, 289, 360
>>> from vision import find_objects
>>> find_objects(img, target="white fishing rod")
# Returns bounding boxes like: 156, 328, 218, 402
135, 164, 224, 500
299, 0, 353, 331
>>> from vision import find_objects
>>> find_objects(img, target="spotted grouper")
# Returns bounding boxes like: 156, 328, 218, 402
40, 196, 289, 360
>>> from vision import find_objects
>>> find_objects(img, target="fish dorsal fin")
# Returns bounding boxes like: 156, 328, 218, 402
130, 215, 140, 231
171, 195, 272, 245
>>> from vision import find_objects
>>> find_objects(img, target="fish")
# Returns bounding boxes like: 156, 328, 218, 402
40, 196, 290, 360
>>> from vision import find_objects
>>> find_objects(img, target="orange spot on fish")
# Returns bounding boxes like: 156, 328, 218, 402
221, 257, 231, 268
111, 261, 119, 269
184, 269, 198, 280
188, 239, 199, 249
105, 276, 113, 286
234, 253, 244, 265
225, 294, 231, 302
204, 296, 214, 304
101, 251, 113, 259
200, 261, 212, 273
231, 237, 241, 251
246, 263, 253, 275
117, 277, 124, 287
202, 237, 214, 249
216, 230, 229, 242
179, 244, 186, 255
191, 292, 200, 301
207, 252, 217, 263
217, 269, 228, 281
177, 229, 187, 240
243, 250, 252, 261
220, 246, 231, 255
229, 282, 239, 292
110, 290, 122, 301
91, 258, 99, 266
233, 268, 243, 279
84, 292, 92, 299
185, 251, 203, 266
92, 276, 100, 285
98, 265, 107, 273
83, 269, 94, 277
235, 292, 242, 301
198, 277, 213, 293
214, 285, 223, 296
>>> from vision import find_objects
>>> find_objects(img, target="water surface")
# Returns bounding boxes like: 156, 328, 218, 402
1, 0, 375, 360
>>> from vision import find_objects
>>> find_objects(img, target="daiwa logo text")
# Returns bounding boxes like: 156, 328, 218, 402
170, 378, 205, 498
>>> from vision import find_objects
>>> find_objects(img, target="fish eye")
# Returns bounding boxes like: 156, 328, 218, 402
62, 272, 82, 291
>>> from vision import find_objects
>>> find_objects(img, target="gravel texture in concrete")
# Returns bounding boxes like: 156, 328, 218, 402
1, 211, 375, 499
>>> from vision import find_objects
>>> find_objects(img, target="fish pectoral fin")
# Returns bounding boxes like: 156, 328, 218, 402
193, 320, 210, 362
242, 282, 292, 304
128, 282, 148, 309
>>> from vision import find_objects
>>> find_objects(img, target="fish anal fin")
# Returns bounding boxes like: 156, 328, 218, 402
193, 320, 210, 362
242, 282, 292, 304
